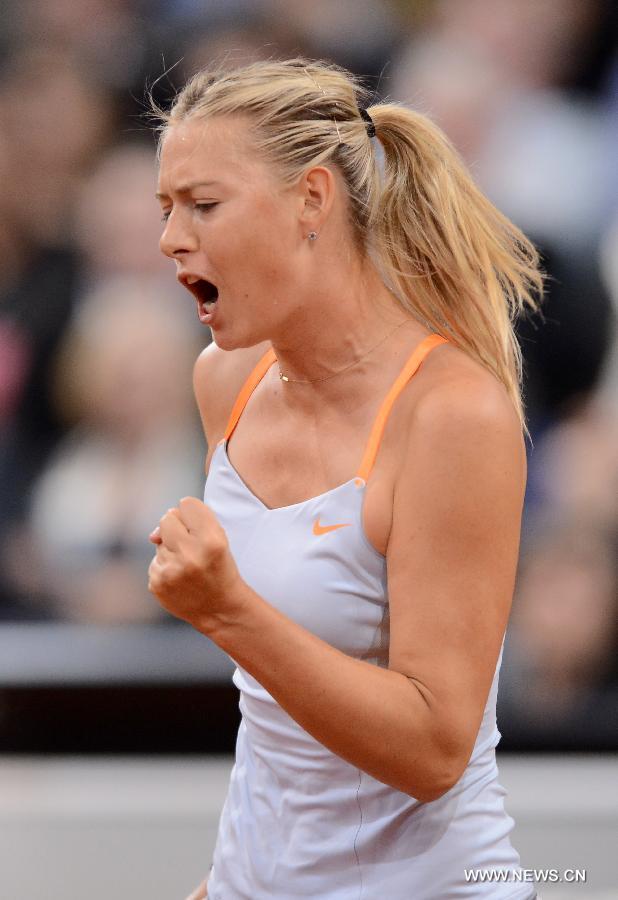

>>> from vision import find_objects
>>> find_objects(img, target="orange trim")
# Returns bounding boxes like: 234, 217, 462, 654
223, 347, 277, 441
356, 333, 449, 481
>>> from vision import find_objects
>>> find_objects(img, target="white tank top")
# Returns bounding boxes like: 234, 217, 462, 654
204, 334, 534, 899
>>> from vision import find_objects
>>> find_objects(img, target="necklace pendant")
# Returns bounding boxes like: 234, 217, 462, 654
279, 371, 289, 382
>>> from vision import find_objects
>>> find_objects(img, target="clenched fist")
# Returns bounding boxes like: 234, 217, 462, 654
148, 497, 245, 632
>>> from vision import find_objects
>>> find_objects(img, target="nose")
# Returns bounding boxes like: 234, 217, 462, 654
159, 209, 199, 259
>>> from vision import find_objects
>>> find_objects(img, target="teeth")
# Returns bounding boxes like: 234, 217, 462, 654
186, 276, 200, 285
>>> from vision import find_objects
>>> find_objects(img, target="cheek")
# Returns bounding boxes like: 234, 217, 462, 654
247, 195, 296, 258
233, 238, 292, 297
220, 199, 297, 295
256, 224, 298, 288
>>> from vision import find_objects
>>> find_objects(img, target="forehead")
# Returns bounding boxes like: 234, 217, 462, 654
157, 116, 272, 194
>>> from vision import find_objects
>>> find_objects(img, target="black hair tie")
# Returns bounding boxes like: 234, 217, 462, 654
359, 106, 376, 138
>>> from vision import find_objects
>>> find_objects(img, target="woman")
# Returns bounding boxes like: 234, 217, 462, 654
149, 58, 543, 899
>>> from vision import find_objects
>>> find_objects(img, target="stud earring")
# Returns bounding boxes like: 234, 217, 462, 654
307, 231, 318, 241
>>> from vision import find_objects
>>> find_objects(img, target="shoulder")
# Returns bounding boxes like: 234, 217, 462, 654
193, 339, 272, 447
411, 342, 524, 449
397, 341, 527, 496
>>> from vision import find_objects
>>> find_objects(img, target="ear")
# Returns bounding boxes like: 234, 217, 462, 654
297, 165, 336, 234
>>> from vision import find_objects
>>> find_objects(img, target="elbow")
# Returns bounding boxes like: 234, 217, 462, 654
411, 769, 460, 803
404, 743, 470, 803
385, 687, 474, 801
407, 772, 456, 803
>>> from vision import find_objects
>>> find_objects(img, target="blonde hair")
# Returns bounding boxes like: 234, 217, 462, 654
152, 57, 544, 436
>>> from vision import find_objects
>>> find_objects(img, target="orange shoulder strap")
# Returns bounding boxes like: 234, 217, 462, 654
356, 333, 449, 481
221, 347, 277, 442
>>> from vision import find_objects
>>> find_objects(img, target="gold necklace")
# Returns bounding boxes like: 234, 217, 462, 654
278, 319, 410, 384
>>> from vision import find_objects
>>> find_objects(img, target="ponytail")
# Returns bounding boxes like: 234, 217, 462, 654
369, 103, 544, 437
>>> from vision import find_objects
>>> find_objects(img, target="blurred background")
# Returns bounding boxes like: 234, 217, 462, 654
0, 0, 616, 897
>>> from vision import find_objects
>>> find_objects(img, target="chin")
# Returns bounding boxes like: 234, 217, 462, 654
211, 327, 269, 352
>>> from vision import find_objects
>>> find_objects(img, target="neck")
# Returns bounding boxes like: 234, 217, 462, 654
269, 261, 419, 406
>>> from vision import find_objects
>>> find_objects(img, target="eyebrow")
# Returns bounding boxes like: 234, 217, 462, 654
155, 180, 223, 200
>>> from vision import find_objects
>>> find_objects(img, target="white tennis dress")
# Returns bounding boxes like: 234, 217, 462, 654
203, 334, 534, 899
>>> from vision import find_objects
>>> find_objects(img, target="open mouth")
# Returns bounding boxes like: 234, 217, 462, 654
192, 279, 219, 307
184, 278, 219, 319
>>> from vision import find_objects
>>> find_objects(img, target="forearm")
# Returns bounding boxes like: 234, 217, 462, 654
195, 582, 451, 801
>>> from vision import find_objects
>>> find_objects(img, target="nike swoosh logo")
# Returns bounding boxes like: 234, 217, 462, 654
313, 518, 352, 536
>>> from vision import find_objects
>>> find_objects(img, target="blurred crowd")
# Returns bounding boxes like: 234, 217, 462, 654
0, 0, 616, 750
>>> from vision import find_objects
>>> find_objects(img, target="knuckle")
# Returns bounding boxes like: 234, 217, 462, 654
208, 532, 228, 556
183, 556, 201, 577
148, 570, 160, 592
159, 564, 177, 586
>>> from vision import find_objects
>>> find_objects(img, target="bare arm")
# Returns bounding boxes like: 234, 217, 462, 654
192, 374, 526, 801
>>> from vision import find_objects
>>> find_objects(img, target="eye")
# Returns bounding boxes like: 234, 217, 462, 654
159, 202, 218, 224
